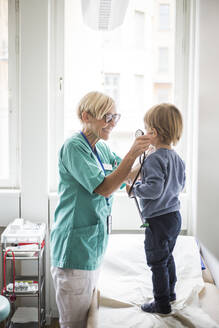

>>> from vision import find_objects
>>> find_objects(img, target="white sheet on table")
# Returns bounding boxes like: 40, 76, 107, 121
98, 235, 219, 328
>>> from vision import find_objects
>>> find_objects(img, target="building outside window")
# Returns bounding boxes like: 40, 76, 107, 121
103, 73, 120, 106
134, 74, 144, 112
158, 47, 169, 73
159, 3, 170, 30
154, 83, 171, 103
134, 10, 145, 49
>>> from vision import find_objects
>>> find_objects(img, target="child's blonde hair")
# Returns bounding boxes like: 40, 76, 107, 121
144, 103, 183, 146
77, 91, 115, 122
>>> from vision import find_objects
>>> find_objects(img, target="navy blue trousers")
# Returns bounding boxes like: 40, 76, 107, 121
144, 211, 181, 306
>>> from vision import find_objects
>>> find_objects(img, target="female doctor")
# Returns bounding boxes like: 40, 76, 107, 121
50, 91, 150, 328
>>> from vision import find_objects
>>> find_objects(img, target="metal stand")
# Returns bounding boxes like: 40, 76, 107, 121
1, 241, 46, 328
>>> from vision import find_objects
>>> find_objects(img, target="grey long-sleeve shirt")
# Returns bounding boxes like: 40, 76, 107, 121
132, 148, 186, 219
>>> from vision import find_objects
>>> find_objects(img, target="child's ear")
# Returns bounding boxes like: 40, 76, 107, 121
151, 128, 158, 137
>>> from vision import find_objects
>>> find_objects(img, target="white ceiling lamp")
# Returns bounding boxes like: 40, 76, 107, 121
81, 0, 130, 31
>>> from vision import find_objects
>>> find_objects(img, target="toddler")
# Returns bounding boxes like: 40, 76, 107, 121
127, 103, 186, 315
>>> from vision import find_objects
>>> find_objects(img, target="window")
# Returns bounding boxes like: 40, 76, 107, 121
51, 0, 189, 187
159, 4, 170, 30
103, 73, 120, 106
50, 0, 192, 230
157, 87, 169, 102
134, 74, 144, 112
158, 47, 169, 72
0, 0, 19, 187
64, 0, 169, 160
134, 11, 145, 49
0, 0, 9, 180
154, 83, 171, 103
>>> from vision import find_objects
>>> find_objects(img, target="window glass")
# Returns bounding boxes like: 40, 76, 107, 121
158, 47, 168, 72
134, 11, 145, 49
159, 4, 170, 30
134, 74, 144, 113
103, 73, 120, 106
0, 0, 9, 180
154, 83, 171, 103
64, 0, 175, 158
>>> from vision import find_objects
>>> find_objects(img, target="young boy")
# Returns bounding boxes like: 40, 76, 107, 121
126, 103, 186, 315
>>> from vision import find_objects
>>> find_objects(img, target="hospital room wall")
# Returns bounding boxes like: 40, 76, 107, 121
196, 0, 219, 283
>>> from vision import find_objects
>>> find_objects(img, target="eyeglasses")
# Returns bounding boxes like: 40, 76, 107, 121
104, 113, 121, 124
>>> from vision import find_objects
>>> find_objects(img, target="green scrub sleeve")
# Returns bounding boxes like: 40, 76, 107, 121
61, 142, 105, 194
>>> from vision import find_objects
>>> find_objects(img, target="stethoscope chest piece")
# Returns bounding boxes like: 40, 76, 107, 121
135, 129, 144, 138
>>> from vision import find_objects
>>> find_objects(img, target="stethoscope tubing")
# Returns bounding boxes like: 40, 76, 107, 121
128, 151, 150, 227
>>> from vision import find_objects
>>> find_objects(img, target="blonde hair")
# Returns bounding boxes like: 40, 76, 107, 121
144, 103, 183, 146
77, 91, 115, 122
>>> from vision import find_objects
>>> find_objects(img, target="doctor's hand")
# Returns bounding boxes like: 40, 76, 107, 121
128, 135, 151, 160
126, 182, 132, 196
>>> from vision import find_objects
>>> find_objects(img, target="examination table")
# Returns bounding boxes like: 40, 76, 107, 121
87, 235, 219, 328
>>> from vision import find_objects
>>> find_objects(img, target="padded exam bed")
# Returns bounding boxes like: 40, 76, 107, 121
87, 235, 219, 328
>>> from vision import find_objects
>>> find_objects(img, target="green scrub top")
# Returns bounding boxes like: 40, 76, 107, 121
50, 132, 122, 270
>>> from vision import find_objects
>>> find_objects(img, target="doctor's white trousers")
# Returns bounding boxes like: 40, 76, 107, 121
51, 266, 100, 328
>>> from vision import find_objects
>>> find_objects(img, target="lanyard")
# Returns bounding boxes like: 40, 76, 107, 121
80, 131, 110, 206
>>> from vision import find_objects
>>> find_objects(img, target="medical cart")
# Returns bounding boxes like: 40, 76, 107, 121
1, 219, 46, 328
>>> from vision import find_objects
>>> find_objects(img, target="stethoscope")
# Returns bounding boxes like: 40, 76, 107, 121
128, 129, 150, 228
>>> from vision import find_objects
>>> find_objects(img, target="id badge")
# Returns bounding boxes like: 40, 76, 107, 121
107, 215, 112, 234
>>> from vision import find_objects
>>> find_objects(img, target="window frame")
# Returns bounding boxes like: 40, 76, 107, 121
0, 0, 19, 188
49, 0, 65, 192
174, 0, 191, 163
50, 0, 192, 194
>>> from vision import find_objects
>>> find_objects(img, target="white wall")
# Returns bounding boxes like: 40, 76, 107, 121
19, 0, 51, 321
196, 0, 219, 261
19, 0, 49, 222
0, 190, 20, 224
